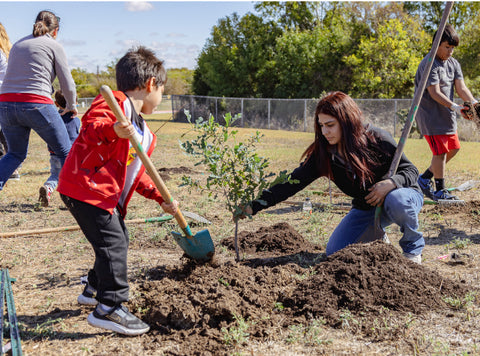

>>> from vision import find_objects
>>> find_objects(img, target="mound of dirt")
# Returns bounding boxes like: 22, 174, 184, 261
220, 222, 321, 254
135, 224, 471, 355
281, 241, 469, 326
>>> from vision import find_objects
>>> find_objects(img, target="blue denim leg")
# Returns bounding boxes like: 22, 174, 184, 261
0, 103, 30, 188
45, 115, 80, 189
45, 155, 62, 189
326, 188, 424, 256
326, 207, 376, 255
382, 188, 424, 256
0, 102, 71, 190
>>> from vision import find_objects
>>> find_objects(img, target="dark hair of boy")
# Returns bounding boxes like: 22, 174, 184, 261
432, 24, 459, 46
115, 46, 167, 92
54, 89, 66, 109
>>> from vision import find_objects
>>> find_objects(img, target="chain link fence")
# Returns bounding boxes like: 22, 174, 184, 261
78, 95, 479, 141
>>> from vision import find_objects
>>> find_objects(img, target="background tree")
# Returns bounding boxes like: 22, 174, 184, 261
193, 13, 281, 97
193, 1, 437, 99
165, 68, 194, 95
344, 17, 430, 98
403, 1, 480, 33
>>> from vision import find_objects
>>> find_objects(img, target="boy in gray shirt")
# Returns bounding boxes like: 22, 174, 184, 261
415, 24, 477, 201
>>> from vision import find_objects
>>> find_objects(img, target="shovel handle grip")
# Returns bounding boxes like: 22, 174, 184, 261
99, 85, 191, 235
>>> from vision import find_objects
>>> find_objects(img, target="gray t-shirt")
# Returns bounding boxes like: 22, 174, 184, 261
0, 33, 76, 111
414, 55, 463, 136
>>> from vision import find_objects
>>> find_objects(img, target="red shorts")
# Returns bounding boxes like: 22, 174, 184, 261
424, 133, 461, 155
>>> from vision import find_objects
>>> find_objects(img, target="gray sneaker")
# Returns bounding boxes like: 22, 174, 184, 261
87, 304, 150, 336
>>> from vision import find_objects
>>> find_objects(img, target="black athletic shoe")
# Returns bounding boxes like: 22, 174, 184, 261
418, 176, 434, 199
87, 304, 150, 336
433, 188, 460, 201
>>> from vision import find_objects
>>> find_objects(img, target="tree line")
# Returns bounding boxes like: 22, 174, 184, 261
193, 1, 480, 99
70, 2, 480, 100
71, 64, 193, 98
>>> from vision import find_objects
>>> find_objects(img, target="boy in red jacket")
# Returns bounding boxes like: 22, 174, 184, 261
57, 47, 178, 336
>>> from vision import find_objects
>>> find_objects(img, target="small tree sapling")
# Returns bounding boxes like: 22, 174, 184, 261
180, 111, 294, 261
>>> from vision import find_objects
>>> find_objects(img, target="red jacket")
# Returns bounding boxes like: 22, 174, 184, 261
57, 91, 164, 216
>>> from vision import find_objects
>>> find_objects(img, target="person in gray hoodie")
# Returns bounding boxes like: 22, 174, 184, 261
0, 10, 77, 195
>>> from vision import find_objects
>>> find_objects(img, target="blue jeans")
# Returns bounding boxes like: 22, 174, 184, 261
0, 102, 72, 190
45, 114, 80, 189
326, 188, 424, 256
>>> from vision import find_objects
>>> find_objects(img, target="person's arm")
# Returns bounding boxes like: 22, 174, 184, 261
427, 84, 468, 117
455, 79, 477, 103
427, 84, 456, 108
53, 43, 77, 114
250, 155, 321, 215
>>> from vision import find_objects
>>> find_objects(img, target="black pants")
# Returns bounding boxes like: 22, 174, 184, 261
61, 194, 129, 306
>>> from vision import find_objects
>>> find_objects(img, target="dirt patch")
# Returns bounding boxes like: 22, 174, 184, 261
220, 222, 322, 255
134, 225, 472, 355
158, 166, 197, 181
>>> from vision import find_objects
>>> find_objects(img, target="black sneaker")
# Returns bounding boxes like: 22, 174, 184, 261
417, 176, 434, 199
433, 188, 460, 201
77, 278, 98, 306
87, 304, 150, 336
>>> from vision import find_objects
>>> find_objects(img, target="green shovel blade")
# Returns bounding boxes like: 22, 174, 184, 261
171, 229, 215, 261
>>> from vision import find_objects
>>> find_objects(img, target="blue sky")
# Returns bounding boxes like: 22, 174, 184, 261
1, 1, 255, 72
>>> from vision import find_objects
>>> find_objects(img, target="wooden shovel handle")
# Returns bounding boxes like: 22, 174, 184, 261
99, 86, 191, 235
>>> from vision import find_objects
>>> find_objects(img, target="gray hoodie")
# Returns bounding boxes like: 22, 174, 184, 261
0, 33, 76, 111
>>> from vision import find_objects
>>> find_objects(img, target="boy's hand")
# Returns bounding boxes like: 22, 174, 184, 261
450, 103, 468, 118
114, 122, 136, 139
161, 200, 179, 216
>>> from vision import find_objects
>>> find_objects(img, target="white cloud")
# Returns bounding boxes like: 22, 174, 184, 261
125, 1, 154, 12
149, 41, 200, 69
59, 39, 87, 47
166, 32, 187, 39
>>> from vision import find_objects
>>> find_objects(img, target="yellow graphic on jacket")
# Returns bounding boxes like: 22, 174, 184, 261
127, 146, 137, 166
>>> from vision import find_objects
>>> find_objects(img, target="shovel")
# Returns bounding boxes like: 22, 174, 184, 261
100, 85, 215, 261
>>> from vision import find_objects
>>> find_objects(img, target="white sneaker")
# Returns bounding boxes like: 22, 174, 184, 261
383, 234, 390, 244
403, 252, 421, 264
87, 304, 150, 336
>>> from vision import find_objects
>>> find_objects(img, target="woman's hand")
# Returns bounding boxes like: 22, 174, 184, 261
161, 200, 179, 216
365, 179, 396, 207
233, 204, 253, 222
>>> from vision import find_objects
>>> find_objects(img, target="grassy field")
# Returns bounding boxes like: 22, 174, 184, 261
1, 114, 480, 355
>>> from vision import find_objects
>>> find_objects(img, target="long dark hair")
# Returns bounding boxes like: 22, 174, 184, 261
32, 11, 59, 37
301, 91, 380, 185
